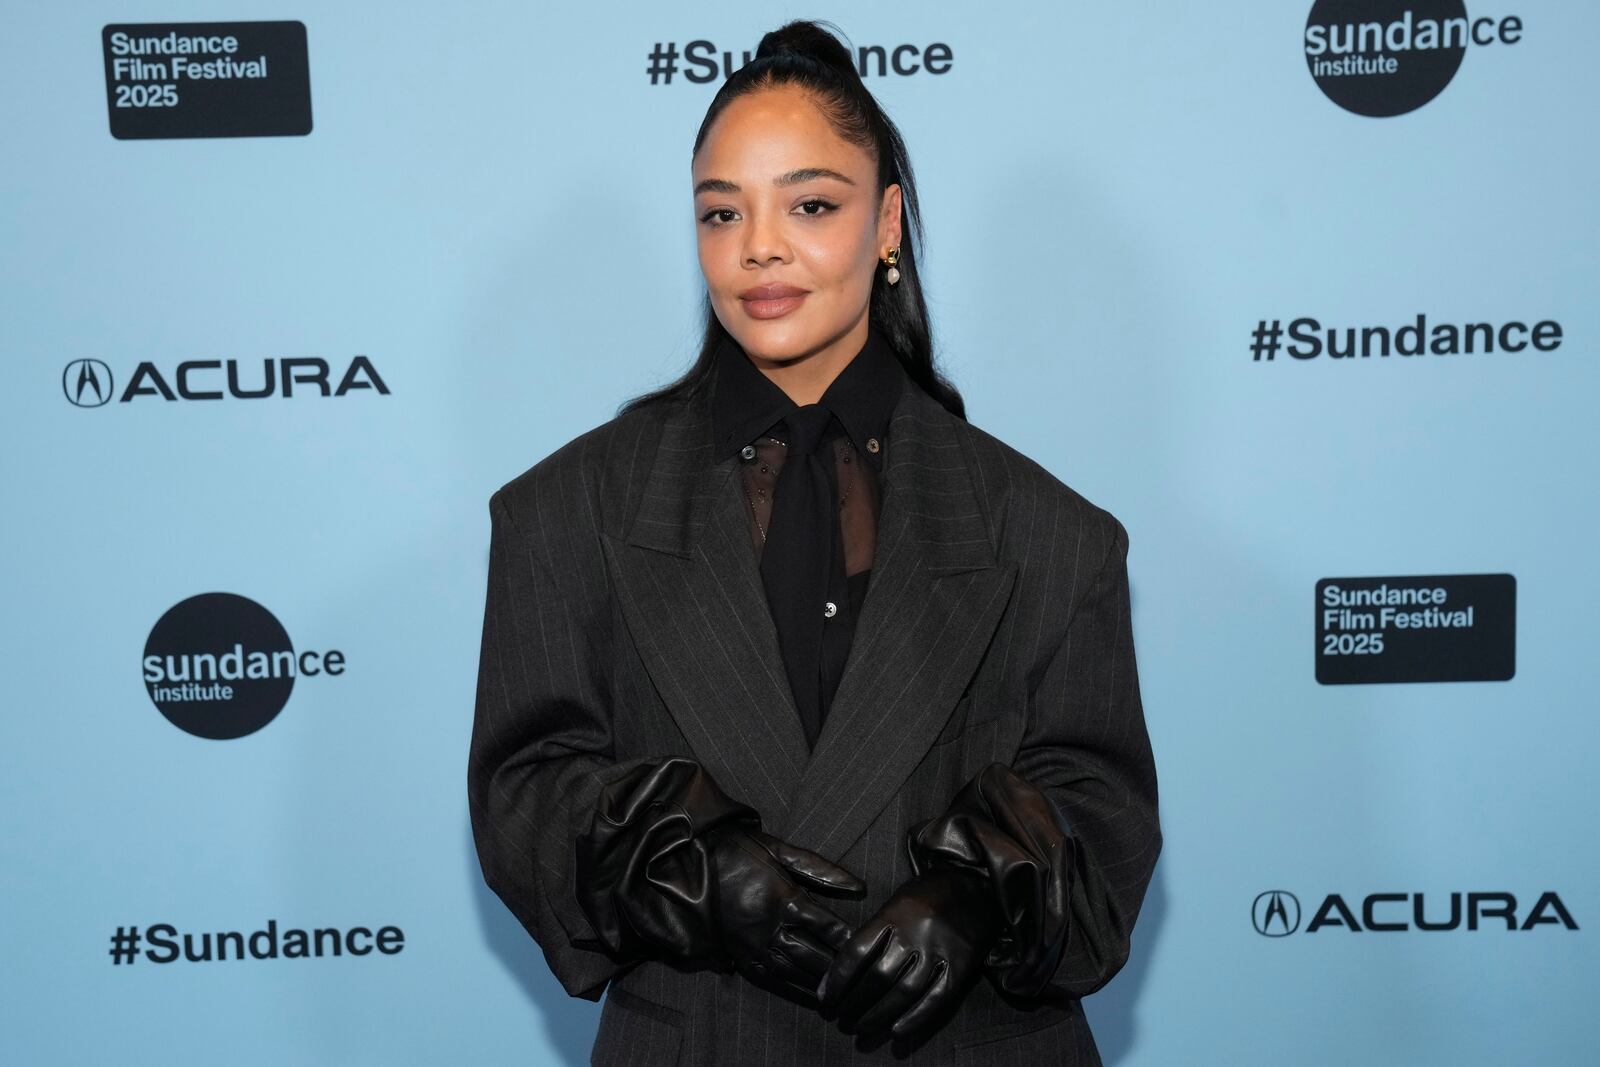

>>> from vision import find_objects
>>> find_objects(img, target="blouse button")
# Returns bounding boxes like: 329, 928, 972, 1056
823, 601, 837, 618
740, 445, 756, 460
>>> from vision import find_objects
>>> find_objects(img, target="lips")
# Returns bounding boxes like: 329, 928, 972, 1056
739, 283, 809, 320
740, 283, 807, 300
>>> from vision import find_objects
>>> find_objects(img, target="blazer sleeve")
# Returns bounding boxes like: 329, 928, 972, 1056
467, 487, 662, 1001
1013, 513, 1162, 999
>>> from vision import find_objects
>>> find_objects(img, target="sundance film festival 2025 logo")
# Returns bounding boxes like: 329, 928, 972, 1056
143, 593, 345, 739
62, 356, 389, 407
1305, 2, 1523, 116
1253, 889, 1577, 936
1316, 574, 1514, 684
102, 21, 312, 139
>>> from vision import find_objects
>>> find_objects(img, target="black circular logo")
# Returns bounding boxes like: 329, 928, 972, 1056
143, 593, 295, 739
1253, 890, 1303, 937
1305, 0, 1468, 117
63, 359, 114, 407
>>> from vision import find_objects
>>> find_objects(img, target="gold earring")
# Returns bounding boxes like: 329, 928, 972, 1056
882, 246, 901, 286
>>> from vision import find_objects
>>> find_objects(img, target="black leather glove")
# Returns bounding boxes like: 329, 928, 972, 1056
699, 819, 866, 1003
818, 762, 1075, 1040
905, 761, 1076, 998
574, 756, 866, 1004
816, 864, 1002, 1039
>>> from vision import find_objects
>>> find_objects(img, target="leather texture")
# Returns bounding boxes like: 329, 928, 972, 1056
574, 755, 867, 1005
904, 761, 1076, 999
817, 864, 1003, 1040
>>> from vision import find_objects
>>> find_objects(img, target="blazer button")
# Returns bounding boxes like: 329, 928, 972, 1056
823, 601, 837, 618
740, 445, 756, 460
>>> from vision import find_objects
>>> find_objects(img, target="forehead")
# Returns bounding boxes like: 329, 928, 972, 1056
693, 84, 872, 182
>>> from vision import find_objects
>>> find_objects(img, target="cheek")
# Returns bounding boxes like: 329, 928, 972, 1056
696, 237, 737, 297
796, 230, 872, 293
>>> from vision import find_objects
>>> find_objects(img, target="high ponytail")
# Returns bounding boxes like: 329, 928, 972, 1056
751, 20, 859, 77
618, 19, 963, 421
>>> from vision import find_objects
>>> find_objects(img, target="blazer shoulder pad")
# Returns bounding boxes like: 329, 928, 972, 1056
955, 416, 1128, 556
487, 398, 671, 539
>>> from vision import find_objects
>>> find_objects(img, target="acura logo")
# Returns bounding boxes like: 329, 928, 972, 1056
63, 359, 113, 407
1252, 890, 1301, 937
58, 356, 388, 404
1253, 889, 1577, 935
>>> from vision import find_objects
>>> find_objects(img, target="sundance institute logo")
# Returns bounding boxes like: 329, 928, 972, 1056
142, 592, 345, 739
1304, 1, 1524, 117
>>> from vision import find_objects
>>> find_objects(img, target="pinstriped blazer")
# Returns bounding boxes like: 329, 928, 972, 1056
468, 369, 1161, 1065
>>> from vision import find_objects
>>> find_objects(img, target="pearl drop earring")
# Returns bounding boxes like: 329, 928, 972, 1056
883, 246, 901, 286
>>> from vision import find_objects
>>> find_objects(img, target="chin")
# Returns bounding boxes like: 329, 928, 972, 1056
728, 320, 815, 363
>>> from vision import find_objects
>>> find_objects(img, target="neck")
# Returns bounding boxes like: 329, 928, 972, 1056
745, 318, 870, 407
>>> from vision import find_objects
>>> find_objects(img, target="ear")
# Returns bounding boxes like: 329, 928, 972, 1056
878, 183, 903, 253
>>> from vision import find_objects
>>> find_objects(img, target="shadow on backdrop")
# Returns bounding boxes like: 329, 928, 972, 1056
466, 822, 600, 1067
1083, 862, 1169, 1065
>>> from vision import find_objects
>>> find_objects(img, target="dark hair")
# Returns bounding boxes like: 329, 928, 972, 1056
617, 18, 965, 420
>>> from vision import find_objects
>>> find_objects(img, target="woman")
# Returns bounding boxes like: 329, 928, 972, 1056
469, 19, 1160, 1065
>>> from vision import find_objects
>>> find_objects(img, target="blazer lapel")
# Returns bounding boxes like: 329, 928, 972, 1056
774, 385, 1017, 861
603, 377, 1015, 861
602, 387, 810, 823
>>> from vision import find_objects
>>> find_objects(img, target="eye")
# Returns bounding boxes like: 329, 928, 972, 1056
699, 208, 738, 228
795, 198, 837, 217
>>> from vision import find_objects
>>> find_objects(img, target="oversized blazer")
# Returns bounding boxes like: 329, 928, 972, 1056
468, 368, 1162, 1066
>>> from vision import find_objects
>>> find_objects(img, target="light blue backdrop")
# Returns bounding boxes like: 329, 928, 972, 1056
2, 2, 1594, 1064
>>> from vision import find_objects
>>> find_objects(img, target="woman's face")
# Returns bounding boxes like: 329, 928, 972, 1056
692, 83, 901, 371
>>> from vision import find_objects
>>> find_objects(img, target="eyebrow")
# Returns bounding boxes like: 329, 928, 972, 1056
694, 167, 857, 196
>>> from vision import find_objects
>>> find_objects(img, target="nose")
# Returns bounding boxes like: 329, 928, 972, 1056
742, 205, 789, 268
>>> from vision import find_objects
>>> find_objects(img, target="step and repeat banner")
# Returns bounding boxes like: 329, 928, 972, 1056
2, 3, 1593, 1064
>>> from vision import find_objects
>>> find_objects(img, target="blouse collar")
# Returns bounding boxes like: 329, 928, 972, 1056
710, 324, 906, 470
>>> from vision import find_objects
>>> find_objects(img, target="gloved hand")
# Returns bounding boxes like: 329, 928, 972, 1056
699, 820, 866, 1004
574, 756, 866, 1005
818, 762, 1076, 1041
905, 762, 1076, 1000
816, 864, 1002, 1039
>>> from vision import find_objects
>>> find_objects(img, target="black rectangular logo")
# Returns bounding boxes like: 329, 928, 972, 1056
1315, 574, 1515, 684
103, 22, 312, 139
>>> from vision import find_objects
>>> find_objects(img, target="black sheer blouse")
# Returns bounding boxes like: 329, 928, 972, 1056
709, 326, 907, 738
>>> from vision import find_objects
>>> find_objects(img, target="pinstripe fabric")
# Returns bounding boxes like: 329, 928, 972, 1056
468, 373, 1161, 1065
